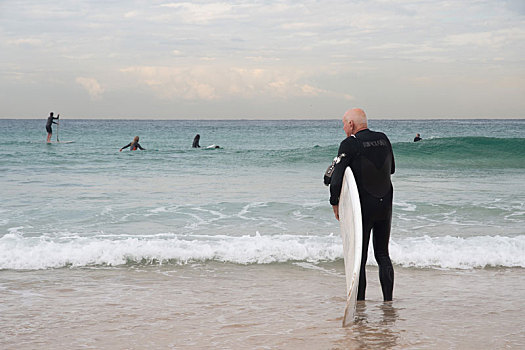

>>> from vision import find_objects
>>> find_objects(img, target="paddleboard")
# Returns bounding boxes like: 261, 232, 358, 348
338, 167, 363, 327
47, 141, 74, 144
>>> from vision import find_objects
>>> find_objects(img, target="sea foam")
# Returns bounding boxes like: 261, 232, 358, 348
1, 232, 524, 270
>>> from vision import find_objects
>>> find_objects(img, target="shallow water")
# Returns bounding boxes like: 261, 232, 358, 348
1, 264, 524, 349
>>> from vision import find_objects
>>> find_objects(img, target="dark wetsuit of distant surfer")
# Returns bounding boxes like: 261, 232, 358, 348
413, 133, 422, 142
192, 134, 201, 148
327, 108, 395, 301
46, 112, 59, 142
120, 136, 145, 151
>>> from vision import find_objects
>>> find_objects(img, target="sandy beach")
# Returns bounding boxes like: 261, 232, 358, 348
1, 263, 524, 349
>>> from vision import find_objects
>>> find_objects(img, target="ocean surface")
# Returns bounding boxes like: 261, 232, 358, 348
1, 118, 524, 349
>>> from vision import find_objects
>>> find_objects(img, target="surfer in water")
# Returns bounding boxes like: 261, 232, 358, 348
120, 136, 145, 151
327, 108, 395, 302
413, 133, 422, 142
46, 112, 59, 143
192, 134, 201, 148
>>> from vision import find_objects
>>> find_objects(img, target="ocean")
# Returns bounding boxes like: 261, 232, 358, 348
1, 118, 524, 349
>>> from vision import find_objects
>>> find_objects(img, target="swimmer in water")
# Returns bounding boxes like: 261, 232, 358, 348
413, 133, 422, 142
192, 134, 201, 148
120, 136, 145, 151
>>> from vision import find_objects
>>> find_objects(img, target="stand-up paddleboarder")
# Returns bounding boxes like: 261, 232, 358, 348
46, 112, 59, 143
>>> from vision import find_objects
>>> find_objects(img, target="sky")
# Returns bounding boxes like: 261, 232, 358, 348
1, 0, 524, 119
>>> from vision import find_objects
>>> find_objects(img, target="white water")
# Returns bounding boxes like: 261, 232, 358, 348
2, 231, 524, 270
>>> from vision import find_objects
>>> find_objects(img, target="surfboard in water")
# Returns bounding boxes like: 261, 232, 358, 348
47, 141, 74, 144
338, 167, 363, 327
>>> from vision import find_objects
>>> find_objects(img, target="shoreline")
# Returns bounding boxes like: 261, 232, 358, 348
1, 263, 523, 349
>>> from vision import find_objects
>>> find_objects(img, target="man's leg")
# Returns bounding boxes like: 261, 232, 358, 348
372, 213, 394, 301
357, 221, 373, 300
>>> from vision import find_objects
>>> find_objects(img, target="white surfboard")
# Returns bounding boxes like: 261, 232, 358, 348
338, 167, 363, 327
47, 141, 74, 144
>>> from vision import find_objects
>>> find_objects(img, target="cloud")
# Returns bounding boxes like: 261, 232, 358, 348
444, 30, 515, 48
1, 0, 524, 118
124, 10, 139, 18
7, 38, 43, 47
120, 65, 340, 101
75, 77, 104, 99
504, 0, 525, 15
159, 2, 244, 24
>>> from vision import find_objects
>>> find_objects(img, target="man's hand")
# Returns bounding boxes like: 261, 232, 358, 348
332, 205, 339, 221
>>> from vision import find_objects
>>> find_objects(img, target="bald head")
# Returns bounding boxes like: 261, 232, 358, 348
342, 108, 368, 136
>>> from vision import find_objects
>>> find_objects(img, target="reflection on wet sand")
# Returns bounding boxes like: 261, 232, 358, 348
334, 301, 400, 349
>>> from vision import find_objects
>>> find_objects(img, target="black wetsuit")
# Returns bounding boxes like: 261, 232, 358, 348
329, 129, 395, 301
121, 142, 145, 151
46, 116, 58, 133
413, 136, 422, 142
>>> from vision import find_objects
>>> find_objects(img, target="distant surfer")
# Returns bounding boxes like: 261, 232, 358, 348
413, 133, 422, 142
120, 136, 145, 151
327, 108, 395, 302
192, 134, 201, 148
45, 112, 59, 143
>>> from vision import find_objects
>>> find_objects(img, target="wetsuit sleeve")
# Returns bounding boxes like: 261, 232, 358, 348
388, 137, 395, 174
329, 141, 353, 206
121, 143, 131, 150
137, 143, 145, 150
391, 152, 395, 174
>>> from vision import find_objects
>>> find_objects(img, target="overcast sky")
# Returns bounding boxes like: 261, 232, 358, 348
1, 0, 524, 119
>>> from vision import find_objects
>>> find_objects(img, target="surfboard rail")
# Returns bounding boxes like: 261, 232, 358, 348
338, 167, 363, 327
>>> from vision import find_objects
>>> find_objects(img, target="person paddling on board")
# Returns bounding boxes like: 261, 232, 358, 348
46, 112, 59, 143
413, 133, 422, 142
326, 108, 395, 302
120, 136, 145, 151
192, 134, 201, 148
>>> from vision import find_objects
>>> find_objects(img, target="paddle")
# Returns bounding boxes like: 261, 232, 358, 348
56, 114, 60, 142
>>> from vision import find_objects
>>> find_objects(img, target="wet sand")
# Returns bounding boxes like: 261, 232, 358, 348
1, 263, 524, 349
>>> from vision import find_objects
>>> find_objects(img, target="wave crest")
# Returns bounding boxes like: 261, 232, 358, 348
1, 233, 524, 270
393, 137, 525, 169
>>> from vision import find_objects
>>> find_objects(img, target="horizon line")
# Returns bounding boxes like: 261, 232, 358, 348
1, 116, 524, 121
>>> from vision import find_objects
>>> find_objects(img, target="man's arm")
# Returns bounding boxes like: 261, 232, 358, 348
332, 204, 340, 221
391, 152, 395, 174
387, 137, 395, 174
120, 143, 131, 152
329, 153, 351, 221
329, 141, 353, 206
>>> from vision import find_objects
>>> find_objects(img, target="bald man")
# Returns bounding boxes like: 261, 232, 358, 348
328, 108, 395, 301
